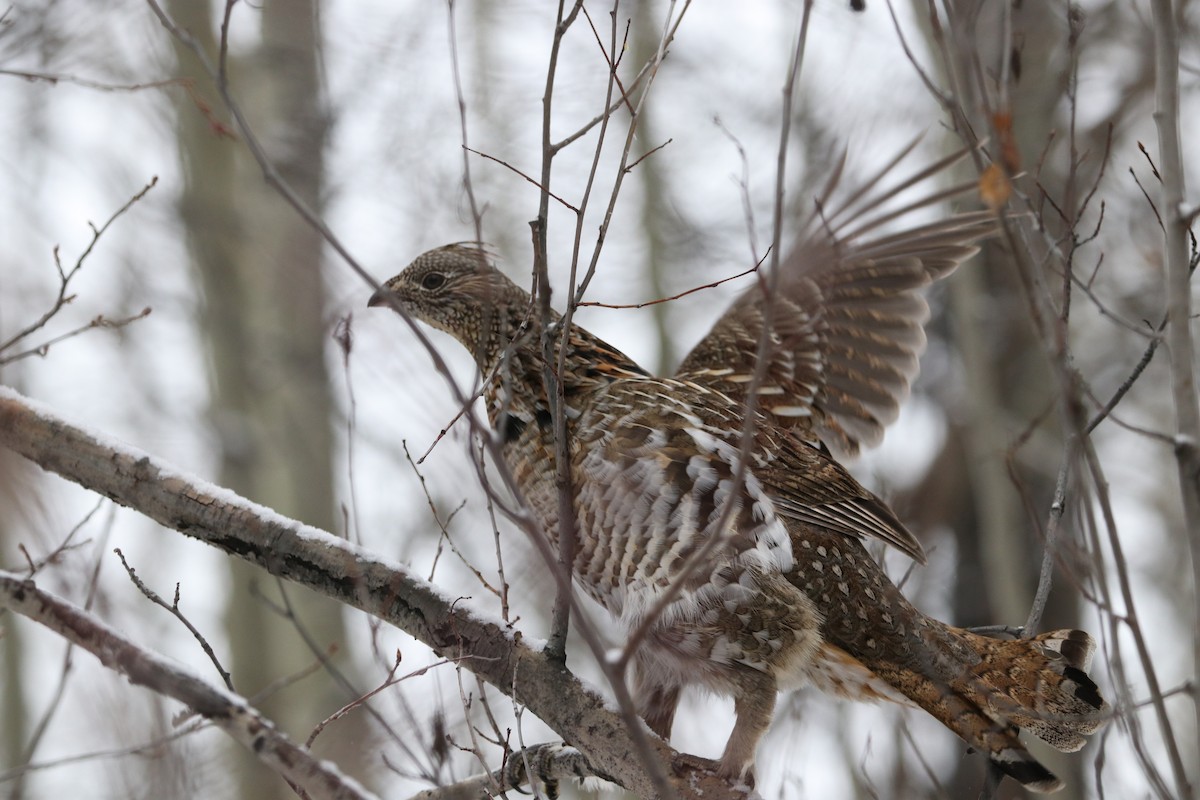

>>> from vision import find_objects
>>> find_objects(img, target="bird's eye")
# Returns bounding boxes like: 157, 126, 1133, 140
420, 272, 447, 291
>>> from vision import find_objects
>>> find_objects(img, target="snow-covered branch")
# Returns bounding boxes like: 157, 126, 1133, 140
0, 386, 740, 800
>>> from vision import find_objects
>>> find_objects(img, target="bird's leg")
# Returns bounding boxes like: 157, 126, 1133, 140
638, 683, 681, 740
631, 652, 682, 740
718, 668, 777, 784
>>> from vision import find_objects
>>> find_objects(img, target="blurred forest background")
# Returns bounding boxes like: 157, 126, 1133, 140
1, 1, 1198, 798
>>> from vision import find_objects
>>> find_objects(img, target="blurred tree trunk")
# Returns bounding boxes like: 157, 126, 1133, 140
631, 1, 676, 377
2, 65, 51, 800
0, 452, 31, 800
166, 2, 360, 798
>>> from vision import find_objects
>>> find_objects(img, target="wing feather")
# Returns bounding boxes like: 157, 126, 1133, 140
676, 146, 997, 457
757, 429, 927, 563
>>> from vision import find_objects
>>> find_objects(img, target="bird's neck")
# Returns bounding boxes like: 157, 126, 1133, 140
477, 315, 647, 434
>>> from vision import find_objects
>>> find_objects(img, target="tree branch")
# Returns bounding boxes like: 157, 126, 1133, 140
0, 386, 745, 800
0, 570, 375, 800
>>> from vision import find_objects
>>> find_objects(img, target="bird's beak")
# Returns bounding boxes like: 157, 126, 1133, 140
367, 286, 393, 308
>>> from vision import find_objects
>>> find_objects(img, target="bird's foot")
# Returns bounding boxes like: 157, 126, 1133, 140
671, 752, 757, 791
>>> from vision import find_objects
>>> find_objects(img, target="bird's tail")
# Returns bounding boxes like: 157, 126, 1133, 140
877, 626, 1108, 793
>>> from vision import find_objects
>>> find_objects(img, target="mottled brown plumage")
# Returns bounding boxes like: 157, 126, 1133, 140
369, 151, 1108, 793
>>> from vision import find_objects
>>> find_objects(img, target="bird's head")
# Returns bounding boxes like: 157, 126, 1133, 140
368, 243, 534, 369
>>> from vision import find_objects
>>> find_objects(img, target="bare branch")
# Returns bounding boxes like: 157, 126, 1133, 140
625, 137, 673, 173
0, 70, 183, 92
464, 146, 579, 213
0, 570, 378, 800
0, 179, 156, 358
577, 250, 767, 310
307, 654, 453, 750
0, 309, 152, 366
114, 548, 234, 691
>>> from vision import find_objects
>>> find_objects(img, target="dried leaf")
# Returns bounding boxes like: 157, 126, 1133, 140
980, 163, 1012, 211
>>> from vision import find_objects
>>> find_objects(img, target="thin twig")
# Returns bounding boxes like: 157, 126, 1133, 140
0, 716, 208, 784
576, 252, 766, 309
10, 505, 116, 798
0, 178, 157, 356
114, 548, 234, 690
581, 4, 635, 116
245, 648, 331, 708
401, 441, 494, 595
714, 116, 763, 265
307, 654, 453, 749
624, 137, 673, 173
0, 70, 183, 92
1082, 434, 1187, 799
532, 0, 584, 668
18, 498, 104, 576
0, 571, 377, 800
0, 309, 152, 366
463, 147, 579, 212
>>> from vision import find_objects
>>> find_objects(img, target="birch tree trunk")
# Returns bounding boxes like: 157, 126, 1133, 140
165, 2, 354, 797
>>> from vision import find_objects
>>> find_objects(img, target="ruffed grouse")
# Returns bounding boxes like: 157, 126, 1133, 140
369, 151, 1108, 793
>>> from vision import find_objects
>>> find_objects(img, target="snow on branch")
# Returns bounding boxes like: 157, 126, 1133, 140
0, 386, 742, 800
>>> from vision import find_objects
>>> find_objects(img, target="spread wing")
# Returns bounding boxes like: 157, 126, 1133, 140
675, 143, 997, 458
758, 428, 928, 564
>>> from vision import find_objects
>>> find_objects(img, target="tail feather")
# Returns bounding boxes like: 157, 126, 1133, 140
874, 626, 1108, 794
968, 628, 1108, 755
990, 746, 1064, 793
